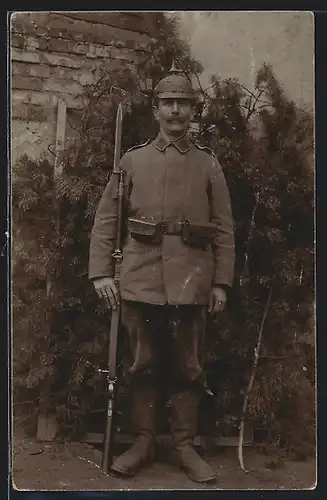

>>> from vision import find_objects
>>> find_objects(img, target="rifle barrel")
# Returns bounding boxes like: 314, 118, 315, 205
101, 103, 124, 474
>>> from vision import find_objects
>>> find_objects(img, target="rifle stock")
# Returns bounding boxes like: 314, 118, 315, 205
101, 305, 121, 473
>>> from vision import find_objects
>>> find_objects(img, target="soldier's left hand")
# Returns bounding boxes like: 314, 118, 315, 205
208, 286, 227, 314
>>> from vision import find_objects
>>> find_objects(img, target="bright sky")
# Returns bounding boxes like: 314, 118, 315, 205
175, 11, 314, 112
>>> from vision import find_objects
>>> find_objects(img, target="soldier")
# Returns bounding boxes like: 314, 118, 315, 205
89, 63, 235, 484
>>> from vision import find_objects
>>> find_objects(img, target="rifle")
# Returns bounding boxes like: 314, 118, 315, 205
99, 103, 124, 474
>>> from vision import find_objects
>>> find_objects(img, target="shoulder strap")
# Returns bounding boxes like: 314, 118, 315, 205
194, 142, 217, 157
126, 138, 151, 153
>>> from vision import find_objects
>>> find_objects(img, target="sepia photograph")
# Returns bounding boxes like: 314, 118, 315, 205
10, 10, 315, 491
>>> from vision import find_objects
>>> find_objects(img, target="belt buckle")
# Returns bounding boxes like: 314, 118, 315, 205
162, 220, 183, 235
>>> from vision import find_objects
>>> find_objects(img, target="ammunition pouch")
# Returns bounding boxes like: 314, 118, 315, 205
128, 218, 163, 244
182, 220, 217, 249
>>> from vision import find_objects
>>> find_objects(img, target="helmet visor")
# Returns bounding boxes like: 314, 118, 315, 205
156, 91, 197, 100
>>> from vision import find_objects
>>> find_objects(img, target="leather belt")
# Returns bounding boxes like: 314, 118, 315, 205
161, 220, 184, 235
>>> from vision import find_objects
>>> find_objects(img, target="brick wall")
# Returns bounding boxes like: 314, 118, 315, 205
10, 12, 158, 163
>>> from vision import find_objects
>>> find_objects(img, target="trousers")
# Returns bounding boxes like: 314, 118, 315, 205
121, 300, 207, 391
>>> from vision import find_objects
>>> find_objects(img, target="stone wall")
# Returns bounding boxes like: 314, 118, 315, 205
10, 12, 159, 163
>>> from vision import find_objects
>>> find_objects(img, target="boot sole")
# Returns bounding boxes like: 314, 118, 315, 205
111, 455, 154, 477
110, 465, 138, 477
187, 472, 217, 484
175, 459, 217, 484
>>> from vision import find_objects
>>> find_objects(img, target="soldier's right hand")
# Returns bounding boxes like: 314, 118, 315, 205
93, 277, 120, 310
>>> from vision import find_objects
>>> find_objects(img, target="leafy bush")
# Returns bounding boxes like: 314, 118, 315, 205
12, 15, 314, 454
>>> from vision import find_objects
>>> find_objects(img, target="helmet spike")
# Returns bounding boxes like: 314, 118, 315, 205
169, 59, 183, 74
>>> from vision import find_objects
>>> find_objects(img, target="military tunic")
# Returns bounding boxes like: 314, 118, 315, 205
89, 132, 235, 305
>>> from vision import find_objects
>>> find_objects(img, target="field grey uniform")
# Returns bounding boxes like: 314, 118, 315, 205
89, 65, 235, 483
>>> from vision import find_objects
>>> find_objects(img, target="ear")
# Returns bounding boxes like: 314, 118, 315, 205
190, 105, 195, 122
152, 104, 160, 123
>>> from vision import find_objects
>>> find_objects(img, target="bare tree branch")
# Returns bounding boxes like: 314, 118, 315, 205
238, 285, 273, 473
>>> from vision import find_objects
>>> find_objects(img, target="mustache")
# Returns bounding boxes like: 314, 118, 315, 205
167, 117, 184, 123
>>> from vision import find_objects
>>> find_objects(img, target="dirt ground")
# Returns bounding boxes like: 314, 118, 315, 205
11, 426, 316, 492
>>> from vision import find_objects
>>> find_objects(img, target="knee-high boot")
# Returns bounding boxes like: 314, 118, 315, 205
111, 379, 157, 476
170, 389, 216, 483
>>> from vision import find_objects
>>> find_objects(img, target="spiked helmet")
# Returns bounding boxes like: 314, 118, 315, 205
154, 61, 197, 100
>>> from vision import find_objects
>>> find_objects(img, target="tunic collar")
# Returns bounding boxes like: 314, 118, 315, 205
153, 132, 192, 154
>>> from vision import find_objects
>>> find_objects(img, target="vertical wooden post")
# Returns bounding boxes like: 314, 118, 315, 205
47, 98, 67, 293
37, 99, 67, 441
54, 99, 67, 177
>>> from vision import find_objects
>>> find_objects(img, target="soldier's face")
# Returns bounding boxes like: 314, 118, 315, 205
154, 98, 194, 137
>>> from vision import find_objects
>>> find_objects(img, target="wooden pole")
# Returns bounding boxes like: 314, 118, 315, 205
37, 99, 67, 441
54, 98, 67, 178
238, 285, 273, 472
